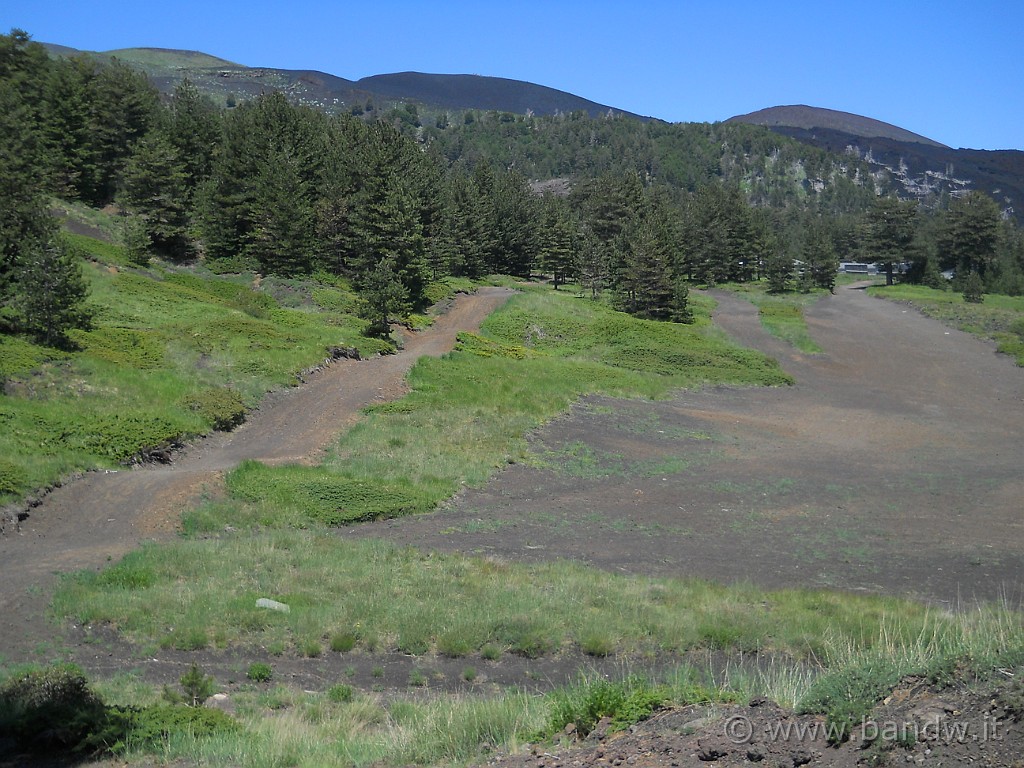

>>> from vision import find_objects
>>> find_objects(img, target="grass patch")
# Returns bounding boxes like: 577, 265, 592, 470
721, 282, 825, 353
796, 609, 1024, 743
55, 534, 979, 661
209, 288, 790, 527
869, 284, 1024, 365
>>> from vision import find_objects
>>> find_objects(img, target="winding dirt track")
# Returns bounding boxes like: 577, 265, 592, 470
0, 287, 514, 662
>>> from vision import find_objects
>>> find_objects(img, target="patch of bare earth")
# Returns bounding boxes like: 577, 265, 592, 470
351, 285, 1024, 607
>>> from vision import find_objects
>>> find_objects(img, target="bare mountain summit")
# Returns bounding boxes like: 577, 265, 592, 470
728, 104, 948, 148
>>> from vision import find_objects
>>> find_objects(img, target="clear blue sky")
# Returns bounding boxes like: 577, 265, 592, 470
4, 0, 1021, 150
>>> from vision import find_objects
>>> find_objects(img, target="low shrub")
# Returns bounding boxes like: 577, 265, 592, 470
0, 334, 61, 379
329, 632, 357, 653
796, 657, 903, 744
546, 676, 666, 738
327, 683, 354, 703
121, 703, 240, 747
246, 662, 273, 683
226, 460, 432, 524
0, 459, 28, 498
0, 664, 107, 753
164, 663, 217, 707
183, 387, 247, 431
0, 663, 238, 757
66, 326, 166, 369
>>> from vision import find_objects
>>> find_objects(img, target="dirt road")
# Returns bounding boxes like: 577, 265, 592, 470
0, 287, 513, 662
352, 284, 1024, 606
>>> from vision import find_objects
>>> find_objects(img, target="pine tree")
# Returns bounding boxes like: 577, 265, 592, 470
0, 80, 51, 300
577, 228, 609, 299
616, 217, 674, 319
864, 195, 917, 285
11, 237, 92, 347
164, 78, 220, 201
671, 278, 694, 324
348, 170, 428, 305
938, 191, 1002, 281
490, 169, 539, 276
443, 170, 488, 278
538, 194, 576, 289
802, 217, 839, 293
0, 40, 90, 343
119, 132, 192, 261
764, 242, 794, 294
250, 147, 315, 275
81, 59, 160, 204
358, 255, 410, 337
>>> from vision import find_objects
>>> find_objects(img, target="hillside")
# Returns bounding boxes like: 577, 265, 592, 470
41, 42, 639, 118
728, 104, 947, 147
355, 71, 642, 118
729, 104, 1024, 216
104, 46, 240, 68
41, 40, 1024, 218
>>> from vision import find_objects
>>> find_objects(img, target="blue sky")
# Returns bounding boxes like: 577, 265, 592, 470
4, 0, 1021, 150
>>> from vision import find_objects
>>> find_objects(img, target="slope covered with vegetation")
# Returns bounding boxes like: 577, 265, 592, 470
0, 229, 392, 504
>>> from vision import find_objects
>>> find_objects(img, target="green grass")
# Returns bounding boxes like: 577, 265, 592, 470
869, 284, 1024, 365
0, 236, 393, 504
722, 282, 825, 353
796, 609, 1024, 743
212, 288, 791, 526
54, 532, 959, 660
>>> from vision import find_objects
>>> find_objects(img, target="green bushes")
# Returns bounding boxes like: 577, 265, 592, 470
66, 326, 166, 369
0, 664, 107, 754
0, 663, 238, 758
546, 676, 666, 737
121, 703, 239, 744
0, 459, 28, 497
796, 658, 903, 744
183, 387, 247, 431
246, 662, 273, 683
0, 334, 63, 379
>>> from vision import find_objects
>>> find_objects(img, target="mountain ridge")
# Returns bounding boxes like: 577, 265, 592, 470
727, 104, 948, 148
39, 42, 639, 119
37, 40, 1023, 216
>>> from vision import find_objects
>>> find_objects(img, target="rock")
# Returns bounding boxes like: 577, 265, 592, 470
255, 597, 290, 613
588, 716, 613, 742
207, 692, 235, 714
328, 345, 361, 361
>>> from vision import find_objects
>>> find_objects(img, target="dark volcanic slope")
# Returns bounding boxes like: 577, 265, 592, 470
728, 104, 947, 148
40, 42, 639, 119
356, 71, 642, 118
729, 104, 1024, 216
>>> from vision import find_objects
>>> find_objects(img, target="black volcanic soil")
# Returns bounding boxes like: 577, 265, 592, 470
350, 285, 1024, 608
